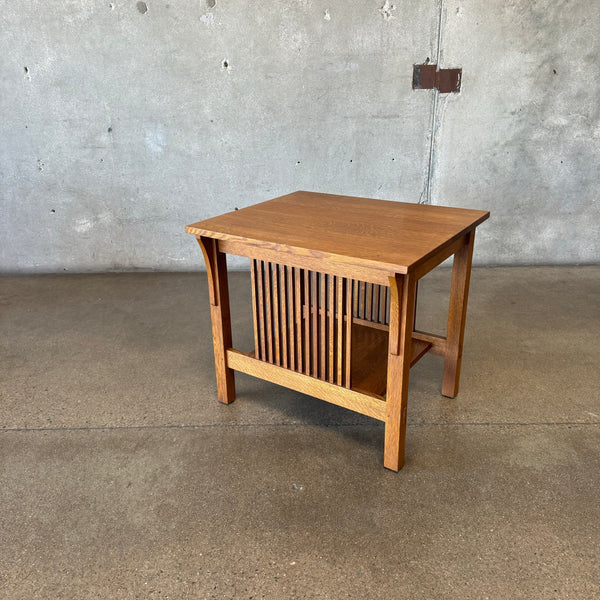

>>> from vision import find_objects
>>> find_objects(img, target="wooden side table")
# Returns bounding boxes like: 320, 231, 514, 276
186, 191, 489, 471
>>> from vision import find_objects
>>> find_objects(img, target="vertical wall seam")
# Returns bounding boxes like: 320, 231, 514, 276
422, 0, 445, 205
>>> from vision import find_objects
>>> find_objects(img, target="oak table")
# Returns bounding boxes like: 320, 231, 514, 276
186, 191, 489, 471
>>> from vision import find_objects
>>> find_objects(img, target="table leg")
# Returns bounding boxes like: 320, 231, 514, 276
384, 273, 416, 471
197, 236, 236, 404
442, 231, 475, 398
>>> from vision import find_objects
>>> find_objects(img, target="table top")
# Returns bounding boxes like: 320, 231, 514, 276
186, 191, 489, 274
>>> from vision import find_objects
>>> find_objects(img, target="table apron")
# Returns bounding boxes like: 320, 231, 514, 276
217, 238, 396, 286
411, 234, 469, 280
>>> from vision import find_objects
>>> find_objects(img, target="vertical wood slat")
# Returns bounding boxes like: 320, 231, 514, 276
256, 261, 267, 360
345, 276, 353, 388
304, 270, 311, 376
272, 263, 281, 366
311, 271, 318, 377
328, 275, 335, 383
336, 276, 344, 386
280, 265, 289, 369
295, 268, 303, 374
366, 282, 372, 322
385, 285, 390, 325
413, 280, 419, 331
380, 284, 387, 325
319, 273, 327, 380
373, 283, 380, 323
265, 262, 274, 363
287, 266, 295, 371
250, 260, 260, 358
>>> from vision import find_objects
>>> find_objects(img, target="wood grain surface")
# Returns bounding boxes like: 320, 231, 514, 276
186, 191, 489, 276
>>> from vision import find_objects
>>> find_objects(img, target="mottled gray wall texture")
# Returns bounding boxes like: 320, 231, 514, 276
1, 1, 598, 273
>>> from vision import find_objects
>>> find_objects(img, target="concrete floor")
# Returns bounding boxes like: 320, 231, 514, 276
0, 266, 598, 599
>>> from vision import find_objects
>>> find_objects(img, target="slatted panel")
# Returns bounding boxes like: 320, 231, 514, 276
353, 280, 391, 326
250, 261, 355, 389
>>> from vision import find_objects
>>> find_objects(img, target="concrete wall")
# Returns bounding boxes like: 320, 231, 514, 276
1, 1, 598, 273
433, 1, 600, 265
